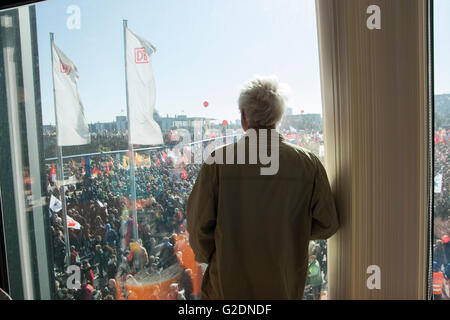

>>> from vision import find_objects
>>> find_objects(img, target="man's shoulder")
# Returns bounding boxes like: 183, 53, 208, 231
208, 135, 315, 156
280, 139, 319, 164
209, 141, 235, 155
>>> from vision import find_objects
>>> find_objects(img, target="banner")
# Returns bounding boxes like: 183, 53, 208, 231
125, 27, 163, 145
52, 41, 90, 146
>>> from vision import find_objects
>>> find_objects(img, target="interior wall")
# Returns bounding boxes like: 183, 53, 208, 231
316, 0, 429, 299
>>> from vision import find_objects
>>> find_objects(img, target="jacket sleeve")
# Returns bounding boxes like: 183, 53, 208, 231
187, 162, 218, 263
309, 154, 339, 240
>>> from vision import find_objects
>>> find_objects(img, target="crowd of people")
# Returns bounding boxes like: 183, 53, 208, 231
304, 240, 328, 300
47, 144, 203, 300
41, 117, 450, 300
432, 128, 449, 300
44, 129, 332, 300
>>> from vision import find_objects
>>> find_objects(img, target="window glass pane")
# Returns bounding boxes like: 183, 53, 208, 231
1, 0, 325, 300
433, 0, 450, 301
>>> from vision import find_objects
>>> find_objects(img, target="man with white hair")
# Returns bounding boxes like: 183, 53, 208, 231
187, 75, 339, 299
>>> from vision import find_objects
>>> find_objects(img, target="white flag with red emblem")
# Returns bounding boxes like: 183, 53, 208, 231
125, 27, 163, 145
67, 216, 81, 230
52, 41, 90, 146
49, 195, 62, 213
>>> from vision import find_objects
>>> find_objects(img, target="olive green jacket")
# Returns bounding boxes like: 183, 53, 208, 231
187, 132, 339, 299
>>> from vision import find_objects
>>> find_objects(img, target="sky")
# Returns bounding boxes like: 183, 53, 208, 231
434, 0, 450, 95
35, 0, 322, 125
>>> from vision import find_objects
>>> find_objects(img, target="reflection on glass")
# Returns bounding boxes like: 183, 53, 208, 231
1, 0, 326, 300
432, 0, 450, 301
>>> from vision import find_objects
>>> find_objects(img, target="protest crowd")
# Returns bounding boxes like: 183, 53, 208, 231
432, 128, 450, 300
47, 144, 203, 300
45, 129, 344, 300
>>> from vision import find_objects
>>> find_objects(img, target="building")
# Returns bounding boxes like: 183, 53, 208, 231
156, 114, 214, 134
89, 121, 116, 133
115, 116, 128, 133
42, 124, 55, 135
279, 113, 323, 133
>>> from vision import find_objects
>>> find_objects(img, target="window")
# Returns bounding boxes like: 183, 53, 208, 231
432, 0, 450, 301
0, 0, 325, 300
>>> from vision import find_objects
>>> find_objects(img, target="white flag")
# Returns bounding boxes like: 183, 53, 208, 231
67, 216, 81, 230
434, 173, 443, 193
125, 27, 163, 145
49, 195, 62, 213
52, 41, 91, 146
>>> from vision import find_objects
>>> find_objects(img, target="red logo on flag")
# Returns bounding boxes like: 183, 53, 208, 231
60, 60, 72, 75
135, 47, 149, 64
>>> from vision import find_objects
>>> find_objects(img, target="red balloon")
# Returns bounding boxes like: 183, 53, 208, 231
222, 120, 228, 126
203, 101, 209, 107
301, 110, 305, 114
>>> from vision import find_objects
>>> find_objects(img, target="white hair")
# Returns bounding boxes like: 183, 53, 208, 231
238, 75, 288, 129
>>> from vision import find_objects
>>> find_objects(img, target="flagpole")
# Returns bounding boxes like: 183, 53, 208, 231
123, 20, 139, 243
50, 32, 71, 268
